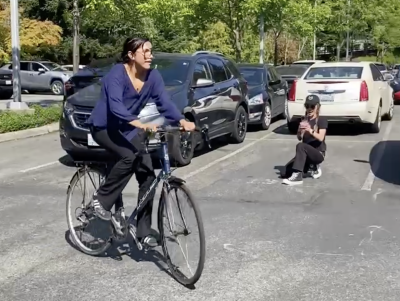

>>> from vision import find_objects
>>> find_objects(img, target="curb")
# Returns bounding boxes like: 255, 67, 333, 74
0, 123, 59, 143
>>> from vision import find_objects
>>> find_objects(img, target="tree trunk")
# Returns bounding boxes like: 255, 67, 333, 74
233, 29, 241, 62
336, 42, 341, 61
284, 34, 288, 65
273, 30, 280, 66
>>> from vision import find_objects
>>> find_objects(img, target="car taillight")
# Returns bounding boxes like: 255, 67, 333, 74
65, 80, 73, 91
288, 79, 297, 101
360, 80, 368, 101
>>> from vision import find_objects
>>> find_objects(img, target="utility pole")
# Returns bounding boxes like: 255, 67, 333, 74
72, 0, 80, 74
312, 0, 317, 60
9, 0, 28, 109
259, 15, 264, 64
345, 0, 350, 61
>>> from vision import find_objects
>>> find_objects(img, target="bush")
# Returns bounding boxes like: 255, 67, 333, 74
0, 104, 61, 134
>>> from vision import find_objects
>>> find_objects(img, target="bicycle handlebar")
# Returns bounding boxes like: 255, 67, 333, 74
147, 125, 211, 148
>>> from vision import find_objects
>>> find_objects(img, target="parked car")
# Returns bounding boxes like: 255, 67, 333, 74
391, 64, 400, 75
61, 64, 86, 71
0, 69, 13, 99
390, 71, 400, 102
237, 63, 288, 130
60, 51, 249, 166
287, 62, 394, 134
292, 60, 326, 67
1, 61, 73, 95
275, 64, 309, 90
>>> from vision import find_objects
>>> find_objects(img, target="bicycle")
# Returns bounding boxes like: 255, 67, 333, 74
66, 125, 210, 286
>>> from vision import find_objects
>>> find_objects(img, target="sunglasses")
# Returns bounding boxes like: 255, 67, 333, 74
304, 104, 316, 110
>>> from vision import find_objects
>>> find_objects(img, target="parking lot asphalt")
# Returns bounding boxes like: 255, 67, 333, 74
1, 108, 400, 300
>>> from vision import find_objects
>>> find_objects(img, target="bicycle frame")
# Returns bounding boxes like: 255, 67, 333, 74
121, 134, 173, 250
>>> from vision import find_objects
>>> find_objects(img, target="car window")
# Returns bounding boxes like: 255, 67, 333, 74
238, 67, 264, 85
224, 58, 242, 79
40, 62, 60, 70
8, 62, 29, 71
370, 64, 384, 81
304, 66, 363, 79
275, 66, 308, 77
208, 58, 228, 83
374, 63, 386, 71
192, 59, 212, 84
269, 66, 281, 82
151, 58, 191, 86
31, 63, 44, 72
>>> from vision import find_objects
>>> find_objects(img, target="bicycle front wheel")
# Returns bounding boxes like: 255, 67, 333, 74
158, 181, 206, 286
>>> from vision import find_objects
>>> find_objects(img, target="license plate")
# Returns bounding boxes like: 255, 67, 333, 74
87, 133, 99, 146
5, 80, 11, 85
319, 94, 334, 102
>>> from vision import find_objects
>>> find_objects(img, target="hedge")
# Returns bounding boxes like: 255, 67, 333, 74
0, 104, 61, 133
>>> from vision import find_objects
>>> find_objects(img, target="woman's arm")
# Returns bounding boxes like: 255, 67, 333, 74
105, 75, 138, 123
151, 70, 185, 123
305, 117, 328, 141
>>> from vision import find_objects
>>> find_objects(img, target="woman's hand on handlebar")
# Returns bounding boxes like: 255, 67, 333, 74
179, 119, 196, 132
129, 120, 158, 132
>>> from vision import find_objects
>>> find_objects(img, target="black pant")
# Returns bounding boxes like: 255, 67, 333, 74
91, 127, 156, 238
292, 142, 324, 172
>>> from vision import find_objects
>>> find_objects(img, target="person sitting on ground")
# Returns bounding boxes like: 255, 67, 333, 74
282, 94, 328, 185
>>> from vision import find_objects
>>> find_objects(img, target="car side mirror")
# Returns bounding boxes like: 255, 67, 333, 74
384, 73, 393, 81
38, 68, 46, 73
192, 78, 214, 88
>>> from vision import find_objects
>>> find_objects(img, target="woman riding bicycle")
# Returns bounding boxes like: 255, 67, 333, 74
87, 37, 195, 247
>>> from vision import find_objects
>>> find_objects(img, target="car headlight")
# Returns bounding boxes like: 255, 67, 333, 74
64, 101, 74, 114
248, 93, 263, 105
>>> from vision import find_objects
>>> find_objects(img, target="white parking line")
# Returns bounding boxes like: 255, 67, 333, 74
184, 131, 275, 180
361, 121, 394, 191
19, 161, 59, 173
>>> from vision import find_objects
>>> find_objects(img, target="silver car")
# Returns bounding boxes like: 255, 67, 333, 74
1, 61, 73, 95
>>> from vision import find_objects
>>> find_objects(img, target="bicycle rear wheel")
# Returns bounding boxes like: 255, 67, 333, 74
158, 181, 206, 286
66, 166, 112, 256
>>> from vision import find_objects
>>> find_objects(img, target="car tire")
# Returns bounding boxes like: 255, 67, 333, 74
169, 130, 195, 167
0, 91, 13, 100
382, 100, 394, 121
287, 121, 298, 134
370, 105, 381, 133
280, 96, 288, 120
260, 102, 272, 130
229, 105, 247, 143
51, 80, 64, 95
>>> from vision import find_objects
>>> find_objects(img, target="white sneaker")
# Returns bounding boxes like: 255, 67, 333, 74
310, 165, 322, 179
282, 172, 303, 185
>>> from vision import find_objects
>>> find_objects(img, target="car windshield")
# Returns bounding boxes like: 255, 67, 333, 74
151, 58, 191, 86
41, 62, 63, 71
238, 67, 264, 85
304, 66, 363, 79
275, 66, 308, 77
375, 64, 386, 71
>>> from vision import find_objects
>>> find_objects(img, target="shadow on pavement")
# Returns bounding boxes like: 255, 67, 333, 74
368, 140, 400, 186
274, 123, 367, 136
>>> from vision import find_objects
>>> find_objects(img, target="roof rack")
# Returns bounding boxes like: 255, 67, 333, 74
192, 51, 223, 56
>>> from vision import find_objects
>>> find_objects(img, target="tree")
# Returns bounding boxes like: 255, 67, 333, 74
0, 2, 62, 62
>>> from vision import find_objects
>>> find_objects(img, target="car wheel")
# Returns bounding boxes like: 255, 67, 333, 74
0, 91, 13, 100
260, 102, 272, 130
229, 105, 247, 143
370, 105, 381, 133
170, 131, 195, 166
51, 80, 64, 95
383, 100, 394, 121
287, 121, 298, 134
281, 96, 288, 120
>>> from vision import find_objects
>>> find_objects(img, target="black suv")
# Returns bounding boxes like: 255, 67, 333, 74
60, 51, 249, 166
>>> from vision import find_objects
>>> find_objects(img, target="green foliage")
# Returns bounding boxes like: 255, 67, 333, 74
11, 0, 400, 66
0, 105, 61, 133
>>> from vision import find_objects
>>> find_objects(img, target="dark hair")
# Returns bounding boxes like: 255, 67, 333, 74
121, 37, 150, 63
